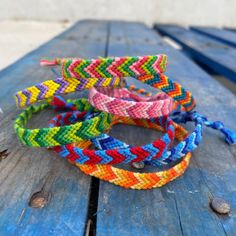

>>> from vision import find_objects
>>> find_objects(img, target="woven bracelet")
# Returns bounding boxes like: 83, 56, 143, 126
41, 55, 195, 112
50, 112, 191, 189
90, 112, 236, 167
49, 108, 175, 164
14, 98, 112, 147
40, 55, 168, 77
88, 87, 173, 118
15, 77, 124, 108
51, 96, 236, 166
15, 54, 167, 108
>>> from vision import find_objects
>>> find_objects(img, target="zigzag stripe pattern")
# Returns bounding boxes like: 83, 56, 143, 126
77, 153, 191, 189
132, 74, 196, 112
49, 111, 175, 164
88, 87, 173, 118
41, 55, 195, 112
40, 55, 168, 78
14, 98, 113, 147
15, 77, 123, 108
51, 114, 191, 189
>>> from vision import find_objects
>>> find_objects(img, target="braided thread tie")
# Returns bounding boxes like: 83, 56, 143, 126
14, 98, 113, 147
50, 109, 191, 189
88, 87, 173, 118
171, 111, 236, 145
40, 55, 168, 77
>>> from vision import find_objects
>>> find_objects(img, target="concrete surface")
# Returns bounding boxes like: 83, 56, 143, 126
0, 0, 236, 27
0, 20, 70, 70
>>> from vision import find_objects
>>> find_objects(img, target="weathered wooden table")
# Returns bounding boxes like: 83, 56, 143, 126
0, 20, 236, 236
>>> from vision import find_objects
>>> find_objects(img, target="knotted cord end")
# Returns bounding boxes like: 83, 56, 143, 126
40, 58, 60, 66
220, 127, 236, 145
172, 111, 236, 145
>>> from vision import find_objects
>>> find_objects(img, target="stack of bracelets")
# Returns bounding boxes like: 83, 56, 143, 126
14, 55, 236, 189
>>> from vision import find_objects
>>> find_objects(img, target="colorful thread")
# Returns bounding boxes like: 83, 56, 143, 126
88, 87, 173, 118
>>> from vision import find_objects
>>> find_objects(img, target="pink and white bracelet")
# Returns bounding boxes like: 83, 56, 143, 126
88, 87, 173, 118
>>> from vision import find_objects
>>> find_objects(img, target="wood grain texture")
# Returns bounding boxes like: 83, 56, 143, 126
155, 25, 236, 84
96, 21, 236, 236
0, 20, 109, 236
190, 27, 236, 48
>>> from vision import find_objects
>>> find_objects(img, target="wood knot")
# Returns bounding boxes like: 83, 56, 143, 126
210, 197, 230, 214
29, 191, 51, 208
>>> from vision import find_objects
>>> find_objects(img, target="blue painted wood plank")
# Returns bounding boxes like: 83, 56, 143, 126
0, 20, 109, 236
96, 21, 236, 236
155, 24, 236, 84
190, 26, 236, 48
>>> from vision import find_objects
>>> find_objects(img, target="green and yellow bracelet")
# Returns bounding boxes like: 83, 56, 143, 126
14, 98, 112, 147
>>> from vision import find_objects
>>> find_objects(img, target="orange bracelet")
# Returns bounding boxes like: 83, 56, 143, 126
64, 117, 191, 190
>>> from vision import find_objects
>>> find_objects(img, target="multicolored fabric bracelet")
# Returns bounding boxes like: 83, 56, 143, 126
50, 112, 191, 189
50, 96, 236, 166
91, 111, 236, 167
88, 87, 173, 118
40, 55, 168, 77
40, 55, 196, 112
49, 110, 175, 164
14, 98, 112, 147
15, 77, 124, 108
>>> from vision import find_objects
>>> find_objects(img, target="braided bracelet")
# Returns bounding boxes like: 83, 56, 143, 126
88, 87, 173, 118
15, 54, 168, 108
51, 97, 236, 166
15, 77, 124, 108
14, 98, 112, 147
40, 55, 195, 112
16, 55, 195, 112
51, 113, 191, 189
49, 109, 175, 165
40, 55, 168, 78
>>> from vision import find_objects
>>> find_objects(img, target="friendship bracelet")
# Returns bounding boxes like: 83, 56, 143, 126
15, 77, 124, 108
16, 54, 195, 113
78, 153, 191, 189
49, 109, 175, 165
51, 97, 236, 167
134, 74, 196, 112
51, 113, 191, 189
14, 98, 112, 147
40, 55, 168, 78
41, 55, 195, 112
88, 87, 173, 118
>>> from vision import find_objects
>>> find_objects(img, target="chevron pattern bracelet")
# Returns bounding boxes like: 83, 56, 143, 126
40, 55, 168, 77
51, 113, 191, 189
50, 96, 236, 166
15, 77, 124, 108
49, 110, 175, 165
14, 98, 112, 147
88, 87, 173, 118
42, 57, 195, 112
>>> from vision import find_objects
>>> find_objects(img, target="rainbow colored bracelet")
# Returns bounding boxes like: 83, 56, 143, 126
14, 98, 112, 147
50, 111, 192, 189
15, 54, 196, 114
40, 55, 168, 78
49, 96, 236, 166
49, 110, 175, 165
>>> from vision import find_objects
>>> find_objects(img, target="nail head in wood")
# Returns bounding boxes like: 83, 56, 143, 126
210, 197, 230, 214
29, 191, 50, 208
131, 162, 145, 169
